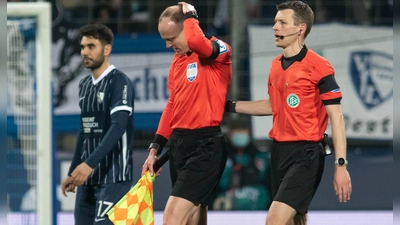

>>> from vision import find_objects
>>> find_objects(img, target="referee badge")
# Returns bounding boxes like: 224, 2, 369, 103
287, 93, 300, 108
186, 62, 198, 82
97, 92, 104, 104
216, 39, 228, 54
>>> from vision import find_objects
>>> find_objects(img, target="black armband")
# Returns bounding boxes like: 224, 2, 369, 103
208, 40, 220, 60
322, 97, 342, 105
149, 134, 168, 155
225, 100, 237, 113
184, 11, 198, 20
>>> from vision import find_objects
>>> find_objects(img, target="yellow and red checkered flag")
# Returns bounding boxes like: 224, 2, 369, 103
107, 151, 169, 225
107, 171, 155, 225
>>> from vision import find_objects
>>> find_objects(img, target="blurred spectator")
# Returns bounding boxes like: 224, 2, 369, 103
130, 0, 149, 23
246, 0, 262, 22
212, 120, 270, 210
62, 0, 94, 27
211, 0, 228, 35
210, 0, 261, 36
126, 0, 150, 33
93, 0, 121, 33
350, 0, 372, 25
375, 0, 393, 25
348, 0, 392, 25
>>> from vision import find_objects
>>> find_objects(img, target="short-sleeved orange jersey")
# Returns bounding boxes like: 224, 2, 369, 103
156, 18, 232, 139
268, 49, 342, 142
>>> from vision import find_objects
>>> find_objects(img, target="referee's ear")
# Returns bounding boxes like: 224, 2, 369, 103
104, 44, 112, 56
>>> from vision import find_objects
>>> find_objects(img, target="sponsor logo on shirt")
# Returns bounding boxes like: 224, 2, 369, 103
331, 88, 341, 93
350, 51, 392, 109
286, 93, 300, 108
216, 39, 228, 54
82, 116, 99, 133
187, 62, 198, 82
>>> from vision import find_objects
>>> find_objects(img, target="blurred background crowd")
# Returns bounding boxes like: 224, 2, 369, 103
7, 0, 393, 214
8, 0, 393, 35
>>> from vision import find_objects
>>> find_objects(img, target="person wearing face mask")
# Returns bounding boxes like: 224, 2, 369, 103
212, 120, 270, 211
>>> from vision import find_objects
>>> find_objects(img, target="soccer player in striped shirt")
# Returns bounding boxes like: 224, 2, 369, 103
61, 23, 135, 225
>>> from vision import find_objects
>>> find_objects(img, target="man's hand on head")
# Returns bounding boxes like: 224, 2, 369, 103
179, 2, 196, 14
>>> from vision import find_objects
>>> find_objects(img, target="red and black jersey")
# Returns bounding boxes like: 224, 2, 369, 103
268, 46, 342, 142
156, 18, 232, 139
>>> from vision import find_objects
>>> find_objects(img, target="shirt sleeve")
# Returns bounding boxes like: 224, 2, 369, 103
85, 110, 129, 168
155, 65, 174, 139
315, 60, 342, 102
68, 80, 86, 176
68, 123, 85, 176
184, 18, 215, 58
318, 74, 342, 104
110, 73, 134, 115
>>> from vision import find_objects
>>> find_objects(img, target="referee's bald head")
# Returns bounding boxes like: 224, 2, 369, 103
159, 5, 184, 25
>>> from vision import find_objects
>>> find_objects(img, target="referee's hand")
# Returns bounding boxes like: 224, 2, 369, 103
179, 2, 197, 14
142, 148, 158, 176
334, 167, 352, 203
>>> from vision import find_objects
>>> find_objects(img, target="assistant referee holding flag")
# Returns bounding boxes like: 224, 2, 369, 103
61, 23, 135, 225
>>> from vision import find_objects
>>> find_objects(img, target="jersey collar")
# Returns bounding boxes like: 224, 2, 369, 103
280, 45, 308, 70
92, 65, 116, 85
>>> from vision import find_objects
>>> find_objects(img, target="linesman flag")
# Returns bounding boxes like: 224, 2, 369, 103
107, 151, 169, 225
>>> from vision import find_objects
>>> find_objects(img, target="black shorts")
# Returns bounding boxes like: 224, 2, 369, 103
74, 180, 133, 224
270, 141, 325, 215
169, 126, 228, 207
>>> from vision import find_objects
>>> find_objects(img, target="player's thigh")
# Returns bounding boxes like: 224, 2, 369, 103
163, 196, 200, 225
74, 185, 96, 225
94, 180, 134, 224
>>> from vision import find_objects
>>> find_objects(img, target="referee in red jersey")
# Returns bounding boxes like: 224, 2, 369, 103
226, 1, 352, 225
141, 2, 232, 225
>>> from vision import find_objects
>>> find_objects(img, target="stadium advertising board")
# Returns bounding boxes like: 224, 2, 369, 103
249, 23, 392, 140
54, 52, 173, 115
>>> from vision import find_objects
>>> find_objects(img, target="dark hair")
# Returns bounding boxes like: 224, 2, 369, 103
78, 23, 114, 45
159, 5, 184, 24
276, 1, 314, 38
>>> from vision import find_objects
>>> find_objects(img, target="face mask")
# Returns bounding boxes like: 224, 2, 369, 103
231, 133, 250, 148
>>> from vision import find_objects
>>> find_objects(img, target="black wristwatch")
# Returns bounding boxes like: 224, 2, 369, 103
335, 158, 348, 166
148, 143, 160, 152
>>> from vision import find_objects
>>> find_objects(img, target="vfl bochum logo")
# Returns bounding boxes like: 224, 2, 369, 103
97, 92, 104, 104
350, 51, 393, 109
187, 62, 198, 82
